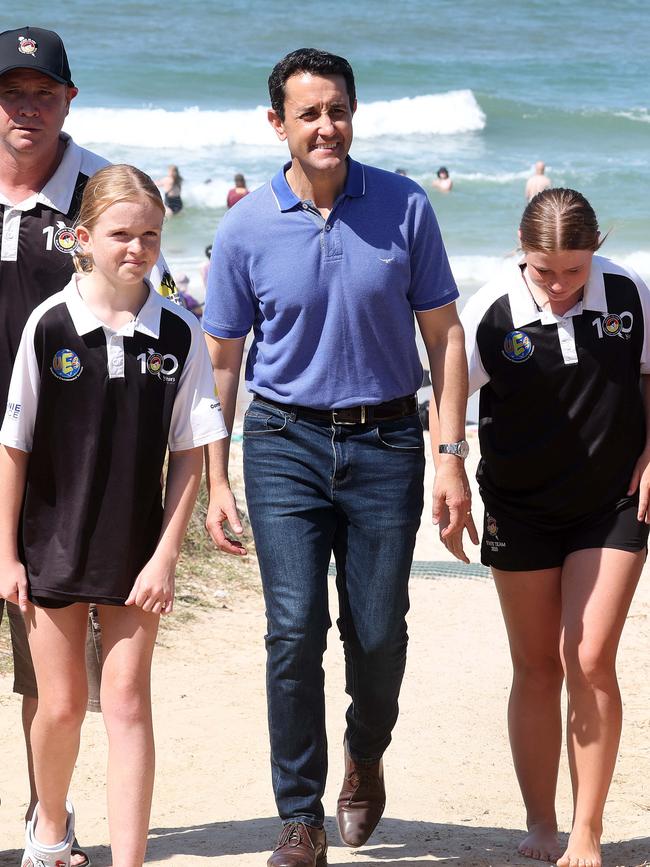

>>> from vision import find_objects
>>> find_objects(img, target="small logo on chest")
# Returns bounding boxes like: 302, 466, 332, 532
137, 348, 179, 383
591, 311, 633, 340
42, 221, 79, 254
502, 330, 534, 363
51, 349, 82, 380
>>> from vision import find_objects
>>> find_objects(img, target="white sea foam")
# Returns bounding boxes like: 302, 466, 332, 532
452, 169, 530, 184
64, 90, 485, 149
353, 90, 485, 137
450, 254, 513, 290
614, 108, 650, 124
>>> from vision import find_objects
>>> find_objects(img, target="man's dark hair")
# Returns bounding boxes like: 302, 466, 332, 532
268, 48, 356, 121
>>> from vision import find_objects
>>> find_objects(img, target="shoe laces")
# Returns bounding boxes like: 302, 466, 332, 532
276, 822, 312, 850
346, 767, 380, 795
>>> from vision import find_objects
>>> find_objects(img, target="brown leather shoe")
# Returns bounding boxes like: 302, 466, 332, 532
336, 744, 385, 847
267, 822, 327, 867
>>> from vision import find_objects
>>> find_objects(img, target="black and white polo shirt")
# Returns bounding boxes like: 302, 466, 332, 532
0, 133, 177, 411
461, 255, 650, 528
0, 276, 227, 605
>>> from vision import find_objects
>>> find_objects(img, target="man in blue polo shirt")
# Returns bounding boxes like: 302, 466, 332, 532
203, 48, 476, 867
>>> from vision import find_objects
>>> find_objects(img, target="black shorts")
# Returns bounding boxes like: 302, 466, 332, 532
164, 194, 183, 214
481, 495, 649, 572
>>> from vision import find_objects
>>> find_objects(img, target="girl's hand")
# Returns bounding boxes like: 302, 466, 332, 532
438, 503, 478, 564
0, 558, 29, 612
125, 554, 176, 614
629, 444, 650, 523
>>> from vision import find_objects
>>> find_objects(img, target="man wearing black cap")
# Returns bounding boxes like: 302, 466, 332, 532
0, 25, 172, 867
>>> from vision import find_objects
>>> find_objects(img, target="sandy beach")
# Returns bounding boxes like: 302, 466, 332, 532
1, 432, 649, 866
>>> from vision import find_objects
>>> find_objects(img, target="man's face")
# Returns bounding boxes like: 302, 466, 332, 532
268, 72, 355, 176
0, 68, 77, 158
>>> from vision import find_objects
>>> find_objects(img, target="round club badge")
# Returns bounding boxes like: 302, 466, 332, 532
18, 36, 37, 55
603, 314, 622, 336
53, 226, 78, 254
51, 349, 82, 381
502, 330, 534, 363
147, 353, 163, 375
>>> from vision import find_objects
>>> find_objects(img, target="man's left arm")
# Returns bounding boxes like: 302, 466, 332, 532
416, 303, 478, 563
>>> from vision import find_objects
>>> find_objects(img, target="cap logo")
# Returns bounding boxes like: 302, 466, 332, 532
17, 36, 38, 56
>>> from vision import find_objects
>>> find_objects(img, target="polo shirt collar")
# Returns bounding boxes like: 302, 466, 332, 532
509, 255, 608, 328
270, 156, 365, 212
0, 134, 82, 213
37, 134, 83, 213
65, 275, 163, 338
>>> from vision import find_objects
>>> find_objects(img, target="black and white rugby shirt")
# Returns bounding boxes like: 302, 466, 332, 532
0, 276, 227, 605
0, 133, 177, 410
461, 255, 650, 528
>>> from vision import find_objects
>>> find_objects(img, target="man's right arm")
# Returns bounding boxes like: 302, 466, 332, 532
204, 334, 247, 556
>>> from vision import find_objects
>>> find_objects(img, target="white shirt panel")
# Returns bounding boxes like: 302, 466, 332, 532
460, 278, 509, 395
165, 303, 227, 451
0, 296, 64, 452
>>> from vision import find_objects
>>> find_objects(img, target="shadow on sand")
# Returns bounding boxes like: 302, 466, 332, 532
3, 816, 646, 867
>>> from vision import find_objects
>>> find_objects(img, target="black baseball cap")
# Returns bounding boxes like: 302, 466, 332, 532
0, 26, 74, 87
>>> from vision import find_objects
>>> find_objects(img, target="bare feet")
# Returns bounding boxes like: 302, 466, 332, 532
518, 822, 562, 862
556, 825, 601, 867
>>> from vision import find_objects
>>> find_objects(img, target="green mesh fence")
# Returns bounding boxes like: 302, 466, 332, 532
328, 561, 489, 580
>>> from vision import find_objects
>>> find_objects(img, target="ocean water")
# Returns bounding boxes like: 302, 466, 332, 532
8, 1, 650, 303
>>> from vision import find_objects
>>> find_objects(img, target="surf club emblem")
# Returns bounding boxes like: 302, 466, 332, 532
18, 36, 37, 55
53, 224, 78, 254
51, 349, 82, 381
502, 329, 533, 363
592, 310, 633, 340
146, 353, 163, 375
604, 314, 621, 336
138, 348, 180, 383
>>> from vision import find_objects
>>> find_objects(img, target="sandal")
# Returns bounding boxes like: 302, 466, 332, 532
71, 837, 91, 867
22, 800, 75, 867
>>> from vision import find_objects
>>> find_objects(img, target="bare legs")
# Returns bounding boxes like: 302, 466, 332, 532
26, 602, 159, 867
494, 547, 643, 866
99, 604, 159, 867
21, 694, 39, 822
495, 567, 564, 862
557, 548, 643, 867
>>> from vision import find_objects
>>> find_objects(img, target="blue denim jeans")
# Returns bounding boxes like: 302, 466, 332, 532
242, 398, 425, 827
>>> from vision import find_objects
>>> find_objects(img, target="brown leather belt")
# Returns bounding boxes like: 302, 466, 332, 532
252, 394, 418, 425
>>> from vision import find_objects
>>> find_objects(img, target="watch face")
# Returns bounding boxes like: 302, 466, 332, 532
439, 440, 470, 458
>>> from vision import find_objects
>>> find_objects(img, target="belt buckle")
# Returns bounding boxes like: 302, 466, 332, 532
332, 406, 366, 425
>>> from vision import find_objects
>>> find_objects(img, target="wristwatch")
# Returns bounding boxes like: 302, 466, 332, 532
438, 440, 470, 459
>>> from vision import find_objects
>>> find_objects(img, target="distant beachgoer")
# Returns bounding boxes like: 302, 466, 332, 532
460, 188, 650, 867
226, 172, 249, 208
176, 273, 203, 318
200, 244, 212, 290
156, 164, 184, 215
394, 167, 407, 176
525, 160, 551, 201
432, 166, 452, 192
0, 164, 227, 867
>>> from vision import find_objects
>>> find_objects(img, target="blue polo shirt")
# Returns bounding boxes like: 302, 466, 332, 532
203, 158, 458, 409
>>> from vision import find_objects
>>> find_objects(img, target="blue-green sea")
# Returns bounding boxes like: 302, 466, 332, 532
9, 1, 650, 302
